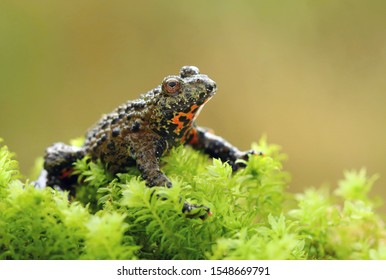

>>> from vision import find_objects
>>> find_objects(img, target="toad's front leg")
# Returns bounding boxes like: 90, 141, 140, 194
131, 135, 172, 188
187, 126, 257, 170
131, 133, 210, 218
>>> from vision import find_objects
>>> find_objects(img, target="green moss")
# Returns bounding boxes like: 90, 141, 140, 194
0, 137, 385, 259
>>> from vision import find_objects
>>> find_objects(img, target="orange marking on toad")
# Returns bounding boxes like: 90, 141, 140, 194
172, 104, 199, 134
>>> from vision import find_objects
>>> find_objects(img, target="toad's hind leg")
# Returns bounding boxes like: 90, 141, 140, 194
37, 142, 85, 192
187, 126, 257, 171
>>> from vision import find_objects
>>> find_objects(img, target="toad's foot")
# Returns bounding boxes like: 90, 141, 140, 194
182, 201, 212, 220
231, 149, 264, 171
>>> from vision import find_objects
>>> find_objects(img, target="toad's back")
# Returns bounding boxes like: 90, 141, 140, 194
83, 95, 157, 173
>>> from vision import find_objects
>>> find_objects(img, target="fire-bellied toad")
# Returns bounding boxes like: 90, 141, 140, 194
39, 66, 257, 216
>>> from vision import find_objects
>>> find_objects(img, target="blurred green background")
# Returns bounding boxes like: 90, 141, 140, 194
1, 0, 386, 209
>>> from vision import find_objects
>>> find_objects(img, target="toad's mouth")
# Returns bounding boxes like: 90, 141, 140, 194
197, 89, 215, 106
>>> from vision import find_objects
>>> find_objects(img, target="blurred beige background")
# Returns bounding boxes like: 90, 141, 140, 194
1, 1, 385, 209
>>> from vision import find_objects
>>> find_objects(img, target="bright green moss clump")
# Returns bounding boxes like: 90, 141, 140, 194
0, 137, 385, 259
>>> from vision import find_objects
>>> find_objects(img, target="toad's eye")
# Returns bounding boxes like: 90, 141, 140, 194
163, 78, 181, 94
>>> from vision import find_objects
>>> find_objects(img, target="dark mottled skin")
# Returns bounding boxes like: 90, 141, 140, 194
39, 66, 256, 214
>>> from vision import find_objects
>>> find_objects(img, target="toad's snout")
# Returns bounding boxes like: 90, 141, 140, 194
206, 80, 217, 93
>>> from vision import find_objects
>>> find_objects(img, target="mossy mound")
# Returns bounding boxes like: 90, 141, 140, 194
0, 138, 385, 259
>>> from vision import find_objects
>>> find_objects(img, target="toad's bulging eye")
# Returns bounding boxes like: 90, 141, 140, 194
163, 78, 181, 94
